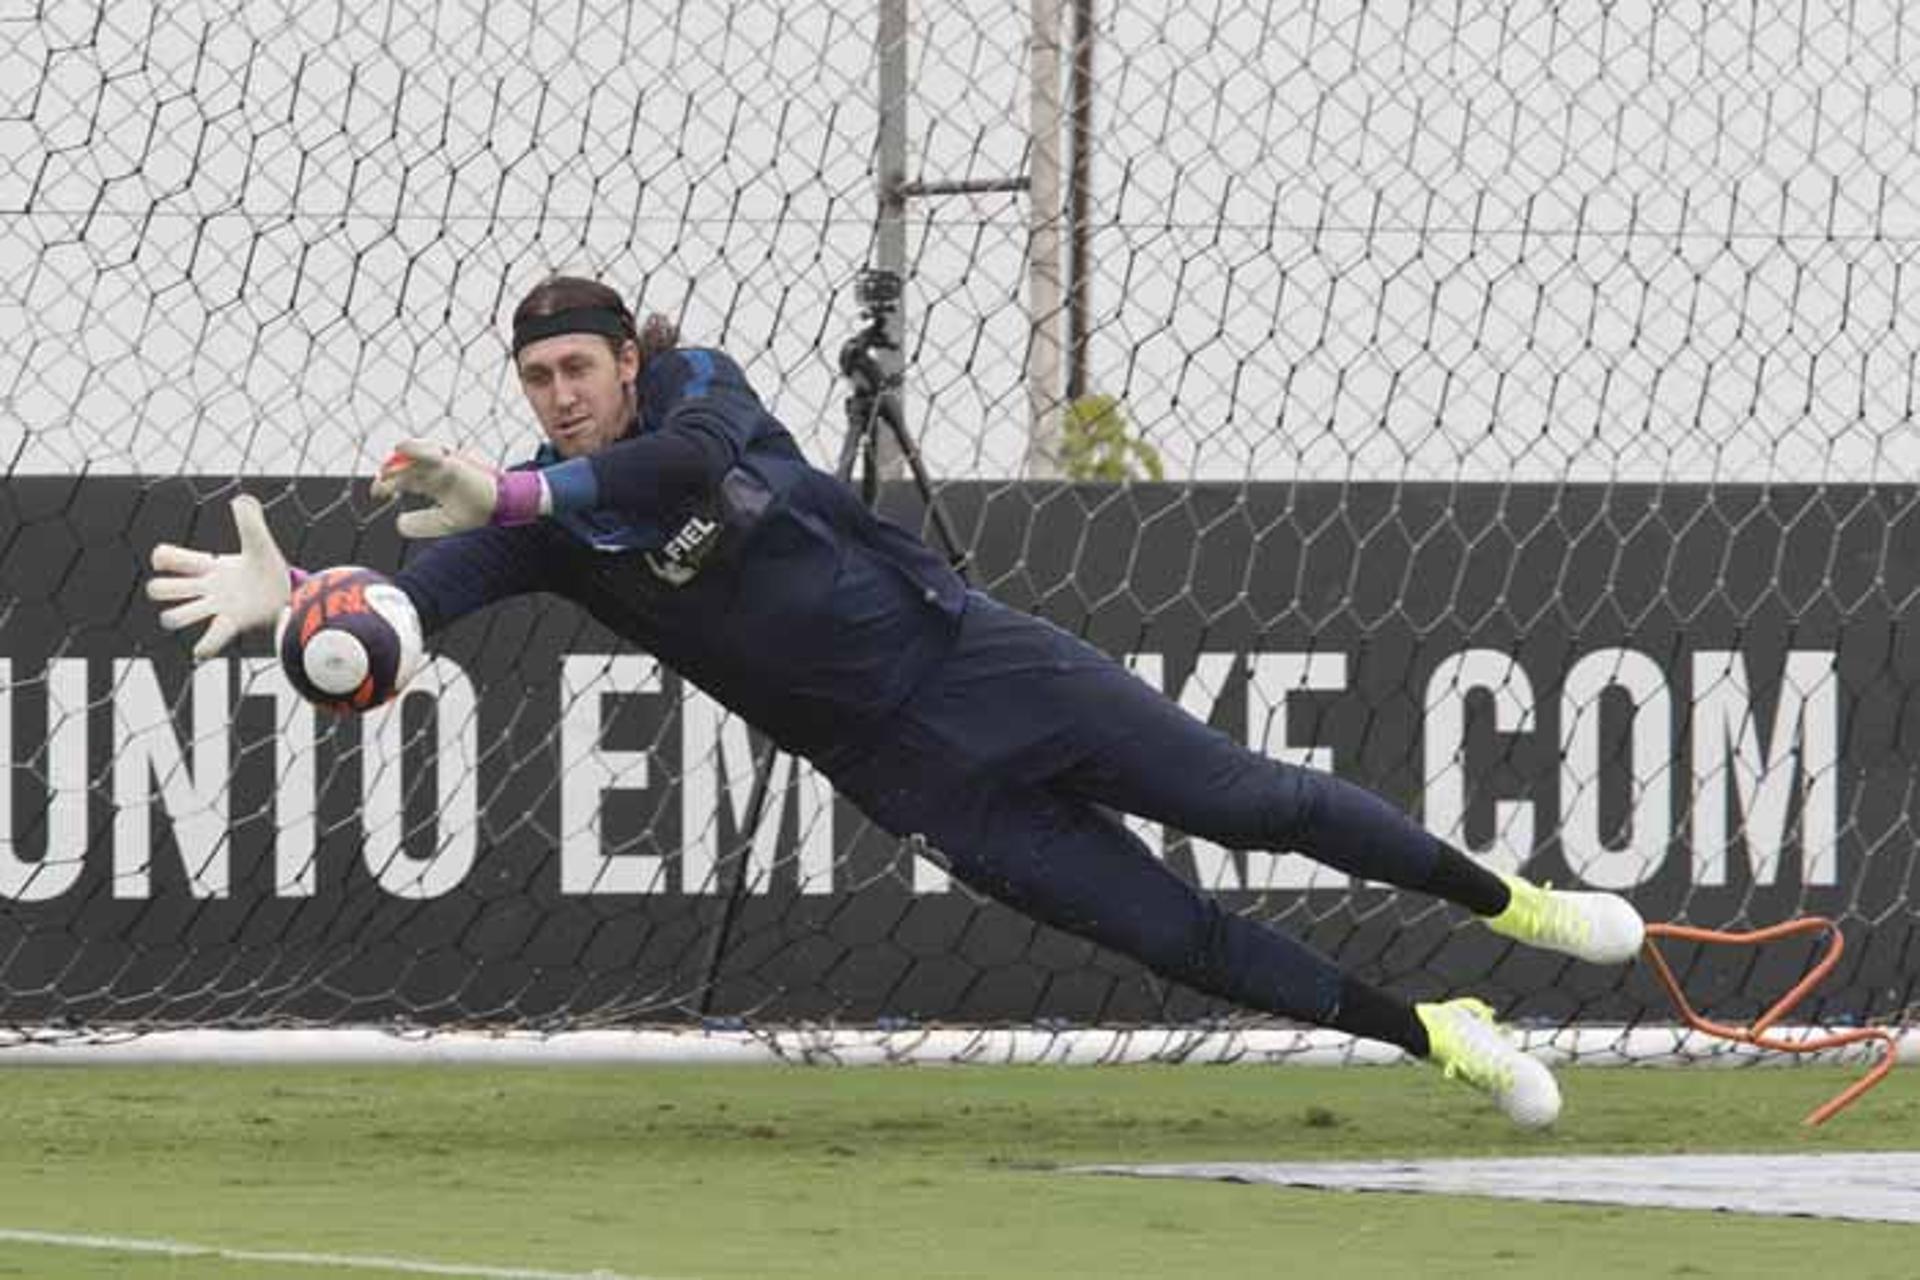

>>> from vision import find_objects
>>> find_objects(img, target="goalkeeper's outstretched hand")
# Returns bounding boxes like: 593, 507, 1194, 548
372, 439, 543, 538
145, 495, 292, 660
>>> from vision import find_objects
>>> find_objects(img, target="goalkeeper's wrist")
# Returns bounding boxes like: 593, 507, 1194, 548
492, 470, 550, 526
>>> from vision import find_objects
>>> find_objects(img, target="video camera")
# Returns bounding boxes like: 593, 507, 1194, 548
839, 268, 903, 396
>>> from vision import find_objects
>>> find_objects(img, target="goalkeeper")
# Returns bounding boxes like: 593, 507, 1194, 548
147, 275, 1643, 1128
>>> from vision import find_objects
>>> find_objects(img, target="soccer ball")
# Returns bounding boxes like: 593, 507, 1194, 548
277, 566, 424, 712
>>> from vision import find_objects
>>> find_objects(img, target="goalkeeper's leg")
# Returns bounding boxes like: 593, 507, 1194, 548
886, 592, 1638, 964
828, 752, 1559, 1127
1034, 645, 1643, 965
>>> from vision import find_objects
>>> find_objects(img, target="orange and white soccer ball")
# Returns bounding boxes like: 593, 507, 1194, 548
276, 566, 424, 712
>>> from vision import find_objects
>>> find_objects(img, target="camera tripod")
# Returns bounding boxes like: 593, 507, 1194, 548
834, 268, 968, 572
696, 268, 966, 1017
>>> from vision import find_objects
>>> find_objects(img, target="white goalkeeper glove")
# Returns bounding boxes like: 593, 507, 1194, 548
145, 495, 293, 660
371, 438, 546, 538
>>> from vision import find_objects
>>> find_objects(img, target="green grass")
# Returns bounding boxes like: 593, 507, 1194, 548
0, 1063, 1911, 1278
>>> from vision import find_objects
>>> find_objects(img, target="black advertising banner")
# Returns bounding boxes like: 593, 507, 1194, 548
1, 478, 1915, 1029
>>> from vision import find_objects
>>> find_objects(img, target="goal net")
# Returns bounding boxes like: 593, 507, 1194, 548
1, 1, 1913, 1063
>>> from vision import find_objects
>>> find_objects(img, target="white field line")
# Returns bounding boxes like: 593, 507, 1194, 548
0, 1226, 682, 1280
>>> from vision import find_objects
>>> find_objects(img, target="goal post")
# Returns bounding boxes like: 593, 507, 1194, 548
1, 1, 1916, 1064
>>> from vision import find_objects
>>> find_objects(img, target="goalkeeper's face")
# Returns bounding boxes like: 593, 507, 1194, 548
516, 334, 641, 458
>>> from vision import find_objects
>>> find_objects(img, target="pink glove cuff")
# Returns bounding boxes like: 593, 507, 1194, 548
493, 470, 546, 527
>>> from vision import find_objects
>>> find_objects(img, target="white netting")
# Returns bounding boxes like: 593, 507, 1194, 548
0, 2, 1913, 1057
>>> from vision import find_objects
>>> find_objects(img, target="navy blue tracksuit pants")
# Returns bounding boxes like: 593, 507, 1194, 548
818, 592, 1445, 1025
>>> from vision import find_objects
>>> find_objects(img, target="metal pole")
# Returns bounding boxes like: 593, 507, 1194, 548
1025, 0, 1065, 477
874, 0, 910, 478
1066, 0, 1094, 402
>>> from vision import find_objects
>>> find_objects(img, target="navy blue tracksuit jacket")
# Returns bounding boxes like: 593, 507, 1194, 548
391, 348, 1446, 1027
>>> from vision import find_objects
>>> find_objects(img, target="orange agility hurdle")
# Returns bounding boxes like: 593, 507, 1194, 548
1639, 917, 1899, 1127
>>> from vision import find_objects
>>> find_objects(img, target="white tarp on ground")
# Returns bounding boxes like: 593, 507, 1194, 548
1078, 1153, 1920, 1224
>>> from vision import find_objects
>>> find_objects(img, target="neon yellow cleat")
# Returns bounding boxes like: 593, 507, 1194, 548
1486, 874, 1645, 965
1416, 997, 1561, 1129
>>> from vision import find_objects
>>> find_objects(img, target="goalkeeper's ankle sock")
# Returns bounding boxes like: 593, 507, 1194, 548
1421, 841, 1512, 917
1332, 974, 1430, 1058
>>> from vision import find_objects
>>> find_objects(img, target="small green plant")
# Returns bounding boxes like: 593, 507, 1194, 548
1059, 394, 1164, 482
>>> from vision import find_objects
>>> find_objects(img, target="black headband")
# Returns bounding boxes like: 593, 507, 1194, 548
512, 306, 633, 354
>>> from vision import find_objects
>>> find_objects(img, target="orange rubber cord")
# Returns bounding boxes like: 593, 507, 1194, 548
1640, 917, 1899, 1126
